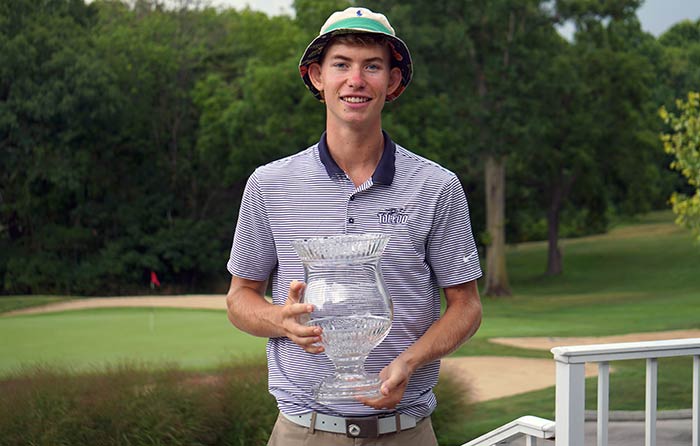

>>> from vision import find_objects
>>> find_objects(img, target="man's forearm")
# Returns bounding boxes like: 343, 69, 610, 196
396, 281, 482, 374
226, 286, 285, 338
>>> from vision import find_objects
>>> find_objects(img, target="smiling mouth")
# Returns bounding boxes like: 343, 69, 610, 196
341, 96, 371, 104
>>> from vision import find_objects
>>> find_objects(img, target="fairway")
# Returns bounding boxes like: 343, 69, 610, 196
0, 308, 267, 377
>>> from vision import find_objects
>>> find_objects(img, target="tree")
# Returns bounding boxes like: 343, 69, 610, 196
367, 0, 561, 296
660, 92, 700, 241
517, 0, 662, 275
0, 0, 124, 293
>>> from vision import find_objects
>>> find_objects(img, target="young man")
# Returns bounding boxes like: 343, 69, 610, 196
226, 7, 482, 445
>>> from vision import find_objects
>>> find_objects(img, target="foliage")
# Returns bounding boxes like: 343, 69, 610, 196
660, 92, 700, 241
0, 360, 470, 446
0, 0, 696, 293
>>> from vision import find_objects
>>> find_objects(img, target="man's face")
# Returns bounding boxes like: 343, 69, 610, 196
309, 41, 402, 130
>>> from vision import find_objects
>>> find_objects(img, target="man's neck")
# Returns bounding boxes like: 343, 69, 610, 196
325, 123, 384, 187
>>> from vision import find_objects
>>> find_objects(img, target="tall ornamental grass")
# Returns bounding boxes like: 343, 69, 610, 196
0, 362, 471, 445
0, 362, 276, 446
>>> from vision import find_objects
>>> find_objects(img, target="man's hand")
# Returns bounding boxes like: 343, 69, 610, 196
358, 357, 412, 410
280, 281, 324, 354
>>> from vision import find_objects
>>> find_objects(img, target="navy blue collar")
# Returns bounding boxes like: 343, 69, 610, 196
318, 131, 396, 185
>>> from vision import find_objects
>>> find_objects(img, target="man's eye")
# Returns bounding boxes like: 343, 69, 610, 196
333, 63, 348, 69
366, 64, 380, 71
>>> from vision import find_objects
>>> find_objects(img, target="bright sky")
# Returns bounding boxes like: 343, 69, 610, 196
207, 0, 700, 37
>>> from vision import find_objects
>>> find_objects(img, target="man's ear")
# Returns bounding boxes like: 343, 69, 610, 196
387, 67, 402, 97
308, 63, 323, 93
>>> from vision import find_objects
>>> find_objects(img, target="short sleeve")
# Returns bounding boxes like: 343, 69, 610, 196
227, 171, 278, 281
426, 175, 482, 288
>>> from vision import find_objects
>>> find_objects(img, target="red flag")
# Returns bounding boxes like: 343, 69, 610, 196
150, 271, 161, 287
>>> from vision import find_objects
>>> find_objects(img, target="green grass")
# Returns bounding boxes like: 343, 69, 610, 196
0, 308, 266, 376
0, 295, 71, 313
464, 210, 700, 341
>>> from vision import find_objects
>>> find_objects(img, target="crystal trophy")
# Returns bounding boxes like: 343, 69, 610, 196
291, 233, 393, 403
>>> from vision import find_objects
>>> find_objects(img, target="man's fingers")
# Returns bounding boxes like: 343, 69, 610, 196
357, 394, 398, 410
287, 280, 306, 303
284, 302, 315, 317
287, 332, 325, 353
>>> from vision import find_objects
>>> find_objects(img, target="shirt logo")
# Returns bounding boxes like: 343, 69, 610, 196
462, 250, 478, 263
377, 207, 408, 225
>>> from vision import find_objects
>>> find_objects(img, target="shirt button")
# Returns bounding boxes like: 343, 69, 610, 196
348, 217, 354, 224
350, 195, 356, 201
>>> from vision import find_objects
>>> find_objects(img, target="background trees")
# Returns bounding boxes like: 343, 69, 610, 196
0, 0, 695, 295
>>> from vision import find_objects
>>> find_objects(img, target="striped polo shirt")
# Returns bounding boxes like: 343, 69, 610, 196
228, 131, 482, 418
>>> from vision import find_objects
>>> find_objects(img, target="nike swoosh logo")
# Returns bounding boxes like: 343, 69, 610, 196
462, 250, 477, 263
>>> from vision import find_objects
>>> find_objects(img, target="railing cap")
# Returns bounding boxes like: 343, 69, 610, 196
552, 337, 700, 363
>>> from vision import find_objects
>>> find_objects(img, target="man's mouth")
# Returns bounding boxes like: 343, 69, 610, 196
341, 96, 371, 104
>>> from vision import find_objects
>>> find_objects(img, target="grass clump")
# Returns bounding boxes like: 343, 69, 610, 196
0, 361, 276, 446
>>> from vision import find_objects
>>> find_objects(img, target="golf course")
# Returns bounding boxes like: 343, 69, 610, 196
1, 211, 699, 445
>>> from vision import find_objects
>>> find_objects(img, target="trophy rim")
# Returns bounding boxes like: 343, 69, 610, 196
291, 233, 390, 263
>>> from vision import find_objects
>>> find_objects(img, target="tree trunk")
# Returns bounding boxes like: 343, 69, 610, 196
484, 155, 512, 297
546, 193, 563, 276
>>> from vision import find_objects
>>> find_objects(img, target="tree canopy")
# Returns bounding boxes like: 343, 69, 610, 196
0, 0, 696, 295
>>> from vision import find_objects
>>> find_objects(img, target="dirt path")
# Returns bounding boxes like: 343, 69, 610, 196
5, 296, 699, 402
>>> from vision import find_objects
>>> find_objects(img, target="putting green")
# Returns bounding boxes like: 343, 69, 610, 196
0, 307, 267, 377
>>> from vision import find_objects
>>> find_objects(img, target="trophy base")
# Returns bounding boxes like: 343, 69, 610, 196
314, 373, 383, 404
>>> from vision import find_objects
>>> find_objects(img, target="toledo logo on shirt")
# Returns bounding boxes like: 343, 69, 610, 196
377, 207, 408, 225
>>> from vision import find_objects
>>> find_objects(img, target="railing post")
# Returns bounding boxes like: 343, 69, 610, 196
693, 355, 699, 446
597, 362, 609, 446
556, 360, 586, 446
646, 358, 658, 446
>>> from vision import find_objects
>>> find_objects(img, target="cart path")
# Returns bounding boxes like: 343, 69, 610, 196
5, 296, 699, 402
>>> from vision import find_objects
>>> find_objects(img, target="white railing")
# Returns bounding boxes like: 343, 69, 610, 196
463, 416, 555, 446
554, 338, 700, 446
463, 337, 700, 446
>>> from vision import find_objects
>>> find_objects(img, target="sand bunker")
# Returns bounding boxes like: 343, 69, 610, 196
440, 356, 599, 402
490, 330, 700, 351
4, 295, 227, 316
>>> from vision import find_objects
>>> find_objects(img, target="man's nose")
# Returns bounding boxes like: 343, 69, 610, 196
347, 67, 366, 88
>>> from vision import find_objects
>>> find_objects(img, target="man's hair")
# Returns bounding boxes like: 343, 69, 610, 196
319, 33, 395, 67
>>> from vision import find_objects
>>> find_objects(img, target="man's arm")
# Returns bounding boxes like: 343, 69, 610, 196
360, 279, 482, 409
226, 276, 325, 354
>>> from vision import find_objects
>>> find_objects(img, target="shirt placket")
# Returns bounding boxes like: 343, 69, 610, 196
345, 177, 373, 234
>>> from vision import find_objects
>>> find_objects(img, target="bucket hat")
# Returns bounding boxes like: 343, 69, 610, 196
299, 7, 413, 102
